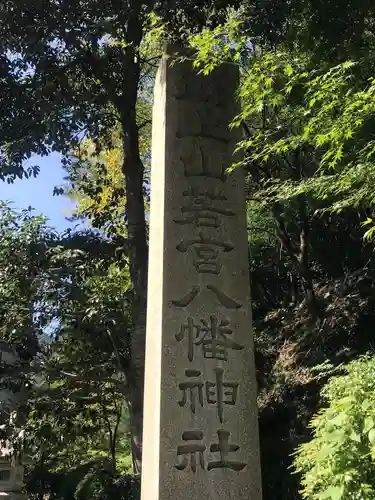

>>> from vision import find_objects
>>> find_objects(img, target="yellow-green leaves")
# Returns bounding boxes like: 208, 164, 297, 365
361, 218, 375, 241
293, 355, 375, 499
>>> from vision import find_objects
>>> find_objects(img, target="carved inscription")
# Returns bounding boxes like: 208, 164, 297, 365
174, 186, 235, 229
175, 430, 246, 472
169, 67, 227, 106
178, 368, 239, 423
178, 137, 229, 181
178, 370, 204, 413
172, 285, 242, 310
175, 316, 244, 362
176, 232, 234, 275
171, 63, 247, 480
206, 368, 238, 424
176, 430, 206, 473
208, 430, 246, 472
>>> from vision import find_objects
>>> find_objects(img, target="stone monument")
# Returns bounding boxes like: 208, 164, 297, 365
141, 47, 262, 500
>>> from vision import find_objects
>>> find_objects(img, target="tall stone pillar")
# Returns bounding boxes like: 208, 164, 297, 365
141, 47, 262, 500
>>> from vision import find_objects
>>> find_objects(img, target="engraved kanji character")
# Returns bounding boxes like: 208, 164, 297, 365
178, 369, 239, 422
178, 370, 204, 413
208, 430, 246, 472
172, 285, 242, 310
173, 186, 235, 228
195, 316, 244, 361
175, 431, 206, 472
206, 368, 239, 423
175, 317, 198, 362
178, 138, 228, 181
175, 316, 243, 362
176, 232, 234, 275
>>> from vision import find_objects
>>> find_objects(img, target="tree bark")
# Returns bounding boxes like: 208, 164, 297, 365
122, 119, 148, 473
118, 52, 148, 473
97, 6, 148, 473
272, 199, 320, 319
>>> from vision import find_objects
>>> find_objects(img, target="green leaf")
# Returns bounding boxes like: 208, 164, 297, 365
364, 227, 375, 241
319, 485, 345, 500
284, 63, 294, 76
368, 428, 375, 445
316, 445, 335, 461
349, 431, 361, 443
364, 416, 374, 433
362, 218, 373, 226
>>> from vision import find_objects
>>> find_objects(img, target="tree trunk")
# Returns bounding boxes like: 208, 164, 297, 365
295, 197, 320, 319
122, 127, 148, 473
119, 57, 148, 473
99, 6, 149, 472
272, 199, 320, 319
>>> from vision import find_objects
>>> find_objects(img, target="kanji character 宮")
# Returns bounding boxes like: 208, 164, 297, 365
176, 232, 234, 275
173, 186, 235, 228
175, 431, 206, 472
208, 430, 247, 472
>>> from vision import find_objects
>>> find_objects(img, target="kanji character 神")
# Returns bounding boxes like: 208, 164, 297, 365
178, 370, 204, 413
178, 368, 239, 423
206, 368, 239, 423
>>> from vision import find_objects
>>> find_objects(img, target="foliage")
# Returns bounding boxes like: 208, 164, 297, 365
189, 12, 375, 240
0, 203, 58, 353
188, 5, 375, 498
64, 116, 151, 238
23, 239, 134, 473
0, 0, 241, 181
293, 355, 375, 499
0, 204, 135, 500
3, 1, 375, 499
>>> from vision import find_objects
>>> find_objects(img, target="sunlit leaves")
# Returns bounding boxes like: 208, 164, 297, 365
293, 356, 375, 499
191, 20, 375, 240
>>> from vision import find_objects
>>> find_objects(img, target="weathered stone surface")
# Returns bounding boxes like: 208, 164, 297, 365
141, 47, 262, 500
0, 464, 24, 493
